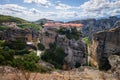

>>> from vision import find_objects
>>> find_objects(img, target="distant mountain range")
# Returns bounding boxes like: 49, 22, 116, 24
67, 16, 120, 38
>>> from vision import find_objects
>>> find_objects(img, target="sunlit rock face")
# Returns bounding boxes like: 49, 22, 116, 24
91, 27, 120, 70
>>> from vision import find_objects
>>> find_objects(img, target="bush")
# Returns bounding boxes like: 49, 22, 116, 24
12, 58, 38, 72
0, 49, 15, 65
0, 26, 9, 31
23, 51, 40, 63
37, 43, 45, 50
17, 23, 41, 31
58, 27, 79, 40
15, 49, 30, 55
4, 39, 26, 50
82, 37, 91, 46
41, 46, 66, 69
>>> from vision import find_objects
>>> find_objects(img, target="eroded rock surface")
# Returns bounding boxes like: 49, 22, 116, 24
108, 55, 120, 80
91, 27, 120, 70
0, 28, 38, 42
56, 29, 88, 69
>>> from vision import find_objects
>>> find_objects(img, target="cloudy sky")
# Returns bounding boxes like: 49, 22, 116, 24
0, 0, 120, 21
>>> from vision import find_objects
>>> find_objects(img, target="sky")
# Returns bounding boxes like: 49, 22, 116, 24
0, 0, 120, 21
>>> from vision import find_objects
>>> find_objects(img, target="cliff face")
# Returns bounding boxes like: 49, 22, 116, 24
40, 27, 88, 69
91, 27, 120, 70
56, 29, 88, 69
0, 28, 39, 42
40, 27, 57, 49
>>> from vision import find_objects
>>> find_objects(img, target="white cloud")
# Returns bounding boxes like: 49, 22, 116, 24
24, 0, 51, 8
0, 0, 120, 21
0, 4, 77, 21
79, 0, 120, 18
0, 4, 41, 21
55, 3, 72, 10
80, 0, 120, 12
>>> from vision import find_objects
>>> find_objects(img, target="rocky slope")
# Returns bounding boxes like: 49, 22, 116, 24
0, 65, 119, 80
91, 27, 120, 70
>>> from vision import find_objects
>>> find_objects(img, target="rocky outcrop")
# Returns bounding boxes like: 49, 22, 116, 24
0, 28, 39, 42
56, 29, 88, 69
40, 26, 88, 69
108, 55, 120, 80
1, 22, 20, 29
91, 27, 120, 70
40, 27, 57, 49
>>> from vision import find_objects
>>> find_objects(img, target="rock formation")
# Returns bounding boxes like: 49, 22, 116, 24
56, 28, 88, 69
0, 28, 39, 42
108, 55, 120, 80
39, 27, 58, 49
91, 27, 120, 70
40, 26, 88, 69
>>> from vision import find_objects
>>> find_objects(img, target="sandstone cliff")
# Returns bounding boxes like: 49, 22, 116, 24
91, 27, 120, 70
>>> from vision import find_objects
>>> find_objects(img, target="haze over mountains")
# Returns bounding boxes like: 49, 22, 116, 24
35, 16, 120, 38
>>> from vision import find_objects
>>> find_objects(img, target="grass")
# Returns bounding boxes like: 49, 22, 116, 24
17, 23, 41, 31
0, 26, 9, 31
0, 15, 27, 24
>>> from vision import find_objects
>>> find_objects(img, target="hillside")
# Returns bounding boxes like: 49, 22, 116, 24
35, 18, 54, 24
0, 15, 41, 31
0, 15, 28, 24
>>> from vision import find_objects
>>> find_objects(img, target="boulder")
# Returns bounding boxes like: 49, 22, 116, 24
108, 55, 120, 80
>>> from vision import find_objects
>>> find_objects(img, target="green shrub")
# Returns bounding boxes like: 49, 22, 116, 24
15, 49, 30, 55
4, 39, 26, 50
0, 26, 9, 31
38, 43, 45, 50
17, 23, 41, 31
58, 27, 79, 40
82, 37, 91, 46
0, 49, 15, 65
41, 46, 66, 69
23, 51, 40, 63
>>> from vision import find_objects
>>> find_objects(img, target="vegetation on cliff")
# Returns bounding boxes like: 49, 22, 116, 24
41, 43, 66, 69
58, 27, 79, 40
0, 39, 52, 73
17, 23, 41, 31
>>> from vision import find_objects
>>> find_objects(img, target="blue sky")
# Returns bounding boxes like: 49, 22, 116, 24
0, 0, 120, 21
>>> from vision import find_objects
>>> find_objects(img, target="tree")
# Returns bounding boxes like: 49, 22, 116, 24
37, 43, 45, 50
